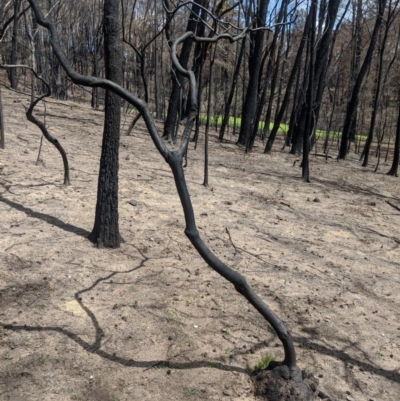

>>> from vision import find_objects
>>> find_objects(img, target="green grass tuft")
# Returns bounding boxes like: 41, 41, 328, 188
253, 354, 275, 372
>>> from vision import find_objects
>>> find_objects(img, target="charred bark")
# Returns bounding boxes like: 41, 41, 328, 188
162, 0, 203, 141
362, 0, 399, 167
2, 64, 70, 183
237, 0, 269, 148
218, 5, 247, 142
339, 0, 387, 159
264, 10, 311, 153
248, 0, 289, 151
9, 0, 21, 89
302, 0, 317, 183
0, 86, 4, 149
88, 0, 122, 248
387, 95, 400, 176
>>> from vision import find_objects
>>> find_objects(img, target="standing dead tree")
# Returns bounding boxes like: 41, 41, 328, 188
387, 88, 400, 177
88, 0, 122, 248
338, 0, 387, 159
27, 0, 314, 398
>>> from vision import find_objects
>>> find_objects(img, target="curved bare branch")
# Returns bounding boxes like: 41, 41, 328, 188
1, 64, 70, 185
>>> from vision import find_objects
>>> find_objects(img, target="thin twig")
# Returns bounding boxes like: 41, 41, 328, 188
385, 200, 400, 212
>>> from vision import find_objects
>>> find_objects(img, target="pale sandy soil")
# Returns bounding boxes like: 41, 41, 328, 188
0, 85, 400, 401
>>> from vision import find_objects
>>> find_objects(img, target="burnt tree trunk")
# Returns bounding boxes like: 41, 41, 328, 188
248, 0, 289, 151
339, 0, 386, 159
237, 0, 269, 148
162, 0, 203, 141
295, 0, 341, 153
302, 0, 317, 183
362, 0, 398, 167
90, 1, 100, 109
264, 10, 311, 153
387, 92, 400, 176
290, 45, 310, 156
153, 0, 161, 119
190, 0, 212, 145
347, 0, 363, 144
218, 6, 247, 141
88, 0, 122, 248
261, 2, 289, 143
0, 86, 4, 149
9, 0, 21, 89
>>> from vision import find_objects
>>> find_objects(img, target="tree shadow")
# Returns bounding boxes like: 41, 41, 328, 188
0, 195, 90, 237
293, 335, 400, 384
309, 174, 399, 201
0, 251, 248, 375
268, 291, 400, 386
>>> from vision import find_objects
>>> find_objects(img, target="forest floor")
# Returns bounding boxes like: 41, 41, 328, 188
1, 85, 400, 401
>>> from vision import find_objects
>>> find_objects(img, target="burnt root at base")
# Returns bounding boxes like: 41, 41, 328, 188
253, 364, 317, 401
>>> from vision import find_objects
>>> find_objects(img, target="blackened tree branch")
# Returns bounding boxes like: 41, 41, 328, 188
1, 64, 70, 185
0, 5, 30, 42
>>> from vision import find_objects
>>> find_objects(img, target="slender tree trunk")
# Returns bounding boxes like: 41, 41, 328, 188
154, 0, 161, 119
264, 10, 311, 153
291, 0, 341, 156
193, 61, 204, 147
290, 46, 310, 156
324, 71, 339, 153
248, 0, 288, 151
237, 0, 269, 147
339, 0, 387, 159
362, 41, 383, 167
387, 94, 400, 176
31, 9, 44, 93
362, 0, 399, 167
302, 0, 317, 183
91, 55, 99, 109
162, 0, 203, 140
9, 0, 21, 89
203, 45, 216, 187
284, 67, 301, 148
88, 0, 122, 248
264, 9, 289, 139
190, 1, 212, 144
218, 36, 245, 141
308, 0, 341, 135
347, 0, 363, 144
0, 86, 4, 149
47, 0, 60, 97
91, 0, 99, 109
274, 31, 289, 122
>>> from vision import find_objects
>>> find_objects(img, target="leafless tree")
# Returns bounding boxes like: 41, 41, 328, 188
26, 1, 316, 398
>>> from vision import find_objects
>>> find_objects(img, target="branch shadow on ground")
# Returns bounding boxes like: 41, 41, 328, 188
226, 212, 399, 387
221, 215, 400, 387
0, 318, 248, 373
293, 335, 400, 384
0, 195, 90, 237
211, 148, 399, 202
0, 250, 248, 375
271, 290, 400, 386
